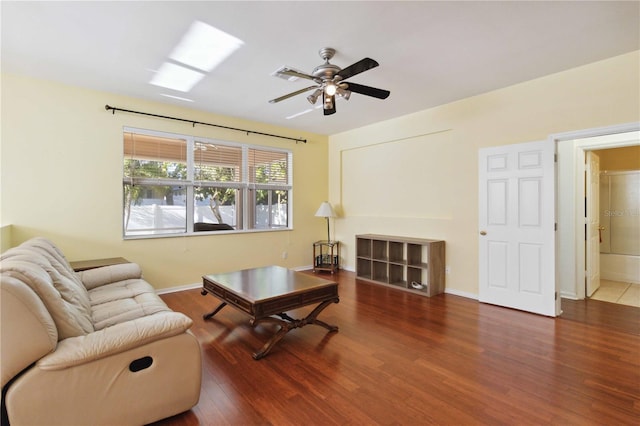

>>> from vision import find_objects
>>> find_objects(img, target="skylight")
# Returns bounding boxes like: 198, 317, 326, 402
170, 21, 244, 72
150, 63, 204, 92
150, 21, 244, 93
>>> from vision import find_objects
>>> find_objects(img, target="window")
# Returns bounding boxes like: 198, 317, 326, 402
123, 128, 292, 238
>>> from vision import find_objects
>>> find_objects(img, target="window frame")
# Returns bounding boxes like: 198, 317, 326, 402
122, 126, 293, 239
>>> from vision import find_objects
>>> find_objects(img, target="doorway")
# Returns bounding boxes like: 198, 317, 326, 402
588, 155, 640, 307
556, 126, 640, 314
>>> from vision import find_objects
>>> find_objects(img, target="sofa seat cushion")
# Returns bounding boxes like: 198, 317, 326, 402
89, 279, 171, 330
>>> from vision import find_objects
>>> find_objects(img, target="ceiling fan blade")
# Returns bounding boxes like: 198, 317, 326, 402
323, 93, 336, 116
344, 82, 390, 100
269, 85, 319, 103
336, 58, 379, 80
277, 67, 318, 82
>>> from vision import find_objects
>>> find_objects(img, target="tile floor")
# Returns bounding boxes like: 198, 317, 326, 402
590, 279, 640, 307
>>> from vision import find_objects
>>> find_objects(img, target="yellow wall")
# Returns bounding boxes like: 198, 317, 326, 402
4, 51, 639, 295
0, 225, 11, 252
595, 145, 640, 171
1, 73, 329, 289
329, 51, 640, 297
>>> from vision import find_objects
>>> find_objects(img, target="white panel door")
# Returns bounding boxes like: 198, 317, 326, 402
479, 140, 556, 316
585, 151, 601, 297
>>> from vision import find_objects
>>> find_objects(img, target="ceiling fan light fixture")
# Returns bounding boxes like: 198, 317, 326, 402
324, 95, 334, 110
307, 88, 322, 104
337, 88, 351, 100
324, 82, 337, 96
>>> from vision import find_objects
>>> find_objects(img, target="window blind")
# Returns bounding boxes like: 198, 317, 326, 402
124, 132, 187, 162
194, 141, 242, 184
124, 132, 187, 182
248, 148, 291, 189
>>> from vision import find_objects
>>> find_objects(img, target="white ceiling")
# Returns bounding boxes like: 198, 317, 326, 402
2, 1, 638, 136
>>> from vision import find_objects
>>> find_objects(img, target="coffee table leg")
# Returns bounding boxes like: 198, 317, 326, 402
203, 301, 227, 320
251, 320, 292, 360
250, 297, 339, 360
302, 298, 340, 332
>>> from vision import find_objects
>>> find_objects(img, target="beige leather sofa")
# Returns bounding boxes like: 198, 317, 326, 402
1, 238, 201, 425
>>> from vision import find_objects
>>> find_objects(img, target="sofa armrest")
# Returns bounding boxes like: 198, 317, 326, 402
37, 311, 193, 370
77, 262, 142, 290
1, 275, 58, 387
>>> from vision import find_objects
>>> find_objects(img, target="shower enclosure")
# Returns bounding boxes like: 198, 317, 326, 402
599, 170, 640, 283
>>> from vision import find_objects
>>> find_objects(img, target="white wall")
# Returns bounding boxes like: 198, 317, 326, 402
601, 254, 640, 284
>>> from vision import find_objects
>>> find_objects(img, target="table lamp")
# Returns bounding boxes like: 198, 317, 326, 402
315, 201, 336, 242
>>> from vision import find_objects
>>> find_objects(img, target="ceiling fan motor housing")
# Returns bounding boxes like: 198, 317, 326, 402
313, 47, 341, 81
312, 63, 341, 80
319, 47, 336, 61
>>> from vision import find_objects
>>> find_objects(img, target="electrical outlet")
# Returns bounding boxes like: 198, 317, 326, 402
282, 251, 288, 259
445, 266, 451, 274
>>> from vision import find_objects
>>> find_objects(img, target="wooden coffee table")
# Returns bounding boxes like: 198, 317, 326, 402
201, 265, 339, 360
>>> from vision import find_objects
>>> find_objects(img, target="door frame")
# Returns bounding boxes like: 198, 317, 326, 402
585, 151, 601, 297
554, 122, 639, 311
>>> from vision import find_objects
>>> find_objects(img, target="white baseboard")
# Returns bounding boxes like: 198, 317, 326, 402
156, 265, 313, 294
155, 269, 478, 303
560, 291, 579, 300
601, 254, 640, 284
444, 288, 478, 300
602, 271, 640, 285
292, 265, 314, 272
156, 282, 201, 295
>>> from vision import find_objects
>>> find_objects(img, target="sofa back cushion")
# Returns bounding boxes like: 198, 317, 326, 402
0, 239, 94, 339
22, 238, 90, 306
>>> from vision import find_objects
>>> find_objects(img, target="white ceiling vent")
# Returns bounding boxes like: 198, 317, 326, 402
271, 66, 305, 82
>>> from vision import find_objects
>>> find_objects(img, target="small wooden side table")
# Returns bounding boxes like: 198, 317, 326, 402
313, 241, 340, 274
69, 257, 130, 272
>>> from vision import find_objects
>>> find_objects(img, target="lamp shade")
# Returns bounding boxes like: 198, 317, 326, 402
315, 201, 335, 218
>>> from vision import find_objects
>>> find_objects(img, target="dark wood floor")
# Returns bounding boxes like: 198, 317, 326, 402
155, 270, 640, 425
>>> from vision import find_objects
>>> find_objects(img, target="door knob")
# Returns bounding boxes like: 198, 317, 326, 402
598, 226, 606, 231
480, 231, 487, 236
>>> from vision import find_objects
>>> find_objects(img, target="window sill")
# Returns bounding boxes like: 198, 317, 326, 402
123, 227, 293, 240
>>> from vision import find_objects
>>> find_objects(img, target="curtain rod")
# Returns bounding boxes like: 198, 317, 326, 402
104, 104, 307, 144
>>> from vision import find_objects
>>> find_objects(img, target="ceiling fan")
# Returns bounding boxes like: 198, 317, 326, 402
269, 47, 390, 116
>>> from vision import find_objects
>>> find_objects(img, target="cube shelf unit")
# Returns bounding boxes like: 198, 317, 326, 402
356, 234, 445, 297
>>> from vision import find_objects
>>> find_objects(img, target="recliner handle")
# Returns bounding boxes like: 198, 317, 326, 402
129, 356, 153, 372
